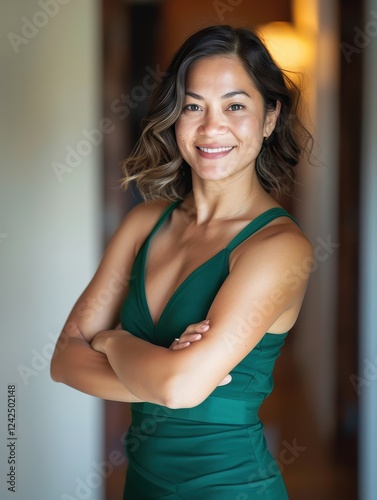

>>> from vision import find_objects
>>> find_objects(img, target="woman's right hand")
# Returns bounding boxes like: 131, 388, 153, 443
169, 320, 232, 386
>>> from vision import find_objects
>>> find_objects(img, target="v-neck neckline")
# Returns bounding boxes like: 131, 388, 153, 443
139, 201, 295, 329
142, 245, 228, 329
139, 200, 228, 329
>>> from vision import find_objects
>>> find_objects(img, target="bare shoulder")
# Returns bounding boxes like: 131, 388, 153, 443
101, 198, 174, 265
114, 199, 173, 255
260, 216, 313, 259
217, 215, 313, 335
122, 199, 172, 226
59, 199, 175, 341
231, 214, 314, 278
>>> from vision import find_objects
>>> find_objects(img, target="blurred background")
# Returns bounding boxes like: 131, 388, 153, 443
0, 0, 375, 499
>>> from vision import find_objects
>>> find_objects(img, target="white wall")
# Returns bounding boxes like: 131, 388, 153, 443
0, 2, 104, 499
359, 0, 377, 498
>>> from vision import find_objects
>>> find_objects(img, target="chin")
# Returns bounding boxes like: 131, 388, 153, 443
193, 166, 236, 182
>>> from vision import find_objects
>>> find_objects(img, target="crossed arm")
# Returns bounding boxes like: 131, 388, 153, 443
50, 202, 212, 403
50, 319, 208, 403
51, 203, 313, 408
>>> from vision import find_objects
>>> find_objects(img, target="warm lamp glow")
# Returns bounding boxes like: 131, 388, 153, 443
257, 22, 314, 74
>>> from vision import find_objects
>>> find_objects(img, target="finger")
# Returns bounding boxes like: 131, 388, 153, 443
171, 341, 191, 350
178, 332, 202, 343
170, 320, 210, 350
169, 338, 189, 350
184, 320, 210, 335
217, 374, 232, 386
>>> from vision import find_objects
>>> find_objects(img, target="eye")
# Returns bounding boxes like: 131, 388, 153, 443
183, 104, 202, 112
227, 103, 245, 111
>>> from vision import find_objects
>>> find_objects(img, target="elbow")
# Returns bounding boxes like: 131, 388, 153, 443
159, 375, 205, 409
163, 394, 205, 410
153, 353, 210, 409
50, 333, 72, 383
163, 399, 202, 410
50, 360, 59, 383
50, 353, 62, 383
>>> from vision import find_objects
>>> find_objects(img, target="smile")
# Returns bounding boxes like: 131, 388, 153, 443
197, 146, 234, 153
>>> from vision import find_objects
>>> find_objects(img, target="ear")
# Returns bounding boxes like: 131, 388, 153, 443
263, 101, 281, 139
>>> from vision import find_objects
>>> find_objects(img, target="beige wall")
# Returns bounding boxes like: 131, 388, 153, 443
0, 1, 103, 498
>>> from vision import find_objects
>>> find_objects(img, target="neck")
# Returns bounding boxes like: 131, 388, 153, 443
185, 169, 269, 224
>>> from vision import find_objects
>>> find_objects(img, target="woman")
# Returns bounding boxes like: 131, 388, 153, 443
51, 25, 313, 499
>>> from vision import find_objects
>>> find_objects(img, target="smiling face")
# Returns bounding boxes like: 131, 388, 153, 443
175, 55, 280, 184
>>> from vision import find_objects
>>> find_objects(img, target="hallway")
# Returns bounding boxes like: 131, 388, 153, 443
260, 332, 357, 500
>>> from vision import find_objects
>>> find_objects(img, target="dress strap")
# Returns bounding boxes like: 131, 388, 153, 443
147, 199, 183, 240
226, 208, 300, 252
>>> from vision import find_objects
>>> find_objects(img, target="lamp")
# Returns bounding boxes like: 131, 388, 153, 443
256, 22, 314, 76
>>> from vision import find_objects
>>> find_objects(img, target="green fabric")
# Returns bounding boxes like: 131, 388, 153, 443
120, 200, 298, 499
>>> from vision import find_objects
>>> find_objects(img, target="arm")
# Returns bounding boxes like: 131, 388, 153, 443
92, 225, 313, 408
50, 201, 171, 402
53, 319, 211, 402
51, 323, 144, 402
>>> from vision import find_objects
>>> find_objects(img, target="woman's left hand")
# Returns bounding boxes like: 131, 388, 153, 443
169, 320, 210, 350
169, 320, 232, 386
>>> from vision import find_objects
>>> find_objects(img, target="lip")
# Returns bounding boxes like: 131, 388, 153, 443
196, 145, 235, 159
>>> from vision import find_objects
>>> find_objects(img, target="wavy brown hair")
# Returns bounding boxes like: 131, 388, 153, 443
120, 25, 313, 202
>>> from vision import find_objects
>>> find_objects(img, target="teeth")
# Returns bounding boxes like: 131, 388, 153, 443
198, 146, 233, 153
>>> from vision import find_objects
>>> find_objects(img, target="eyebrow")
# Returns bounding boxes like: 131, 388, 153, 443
185, 90, 251, 100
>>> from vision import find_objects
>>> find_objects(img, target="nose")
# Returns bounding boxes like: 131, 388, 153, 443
198, 110, 228, 136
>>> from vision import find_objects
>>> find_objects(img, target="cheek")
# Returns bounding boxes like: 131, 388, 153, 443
176, 132, 186, 153
235, 120, 265, 157
175, 123, 184, 150
175, 123, 192, 153
175, 120, 185, 140
236, 113, 263, 131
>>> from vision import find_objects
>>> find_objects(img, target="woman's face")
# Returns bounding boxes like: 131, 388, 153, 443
175, 55, 279, 183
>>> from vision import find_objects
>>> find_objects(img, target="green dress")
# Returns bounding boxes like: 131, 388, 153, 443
120, 199, 298, 499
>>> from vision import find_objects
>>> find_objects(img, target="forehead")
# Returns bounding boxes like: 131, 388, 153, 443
185, 55, 256, 92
